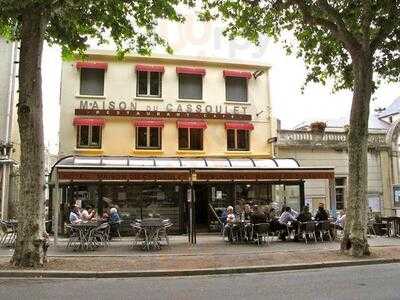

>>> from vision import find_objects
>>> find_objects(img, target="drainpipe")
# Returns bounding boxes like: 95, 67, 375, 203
1, 39, 18, 219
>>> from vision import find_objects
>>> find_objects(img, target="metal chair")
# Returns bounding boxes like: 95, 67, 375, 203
253, 223, 270, 246
66, 224, 80, 249
88, 222, 110, 249
318, 221, 332, 242
299, 222, 317, 244
159, 219, 173, 246
0, 220, 16, 247
367, 219, 376, 237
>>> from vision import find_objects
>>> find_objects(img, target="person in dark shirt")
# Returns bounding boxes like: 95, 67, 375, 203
315, 203, 329, 221
297, 205, 312, 223
250, 205, 266, 224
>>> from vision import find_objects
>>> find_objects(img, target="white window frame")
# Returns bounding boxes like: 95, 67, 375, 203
78, 68, 106, 97
227, 129, 250, 151
136, 126, 162, 149
136, 71, 162, 98
77, 125, 102, 149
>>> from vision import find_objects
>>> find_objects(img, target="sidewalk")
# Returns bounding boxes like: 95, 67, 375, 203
0, 235, 399, 276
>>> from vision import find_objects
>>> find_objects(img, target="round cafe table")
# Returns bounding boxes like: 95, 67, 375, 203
70, 222, 100, 250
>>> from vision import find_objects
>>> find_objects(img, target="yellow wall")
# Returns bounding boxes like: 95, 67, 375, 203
59, 51, 275, 158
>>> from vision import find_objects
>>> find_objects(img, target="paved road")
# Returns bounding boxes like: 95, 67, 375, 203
0, 264, 399, 300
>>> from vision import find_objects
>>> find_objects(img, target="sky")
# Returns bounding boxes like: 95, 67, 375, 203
41, 13, 400, 154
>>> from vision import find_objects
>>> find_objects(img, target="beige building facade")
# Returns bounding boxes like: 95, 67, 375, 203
51, 51, 334, 239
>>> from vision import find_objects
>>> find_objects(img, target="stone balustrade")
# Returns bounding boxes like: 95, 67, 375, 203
276, 129, 388, 149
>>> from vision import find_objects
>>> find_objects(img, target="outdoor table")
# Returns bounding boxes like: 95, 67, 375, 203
231, 220, 252, 243
140, 218, 165, 251
70, 221, 101, 250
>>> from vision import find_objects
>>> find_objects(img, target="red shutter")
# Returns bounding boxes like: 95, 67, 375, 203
223, 70, 252, 79
136, 64, 165, 73
76, 62, 108, 70
73, 118, 106, 126
177, 120, 207, 129
134, 119, 165, 127
176, 67, 206, 76
225, 122, 254, 130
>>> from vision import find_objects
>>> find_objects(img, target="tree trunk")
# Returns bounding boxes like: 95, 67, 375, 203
11, 9, 48, 267
340, 50, 373, 257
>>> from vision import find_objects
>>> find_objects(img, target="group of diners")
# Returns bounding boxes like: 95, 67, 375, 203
69, 204, 121, 237
222, 202, 346, 243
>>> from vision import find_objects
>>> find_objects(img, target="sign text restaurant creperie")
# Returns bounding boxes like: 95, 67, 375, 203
75, 100, 253, 120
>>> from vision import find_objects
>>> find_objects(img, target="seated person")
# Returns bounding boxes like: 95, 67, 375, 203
69, 205, 82, 224
243, 204, 252, 221
272, 206, 298, 240
297, 205, 312, 223
315, 203, 329, 221
334, 209, 346, 230
109, 207, 121, 238
250, 205, 267, 224
81, 205, 96, 221
223, 206, 236, 242
249, 205, 267, 241
102, 207, 110, 222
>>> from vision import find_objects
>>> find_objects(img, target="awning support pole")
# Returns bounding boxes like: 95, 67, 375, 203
53, 170, 60, 247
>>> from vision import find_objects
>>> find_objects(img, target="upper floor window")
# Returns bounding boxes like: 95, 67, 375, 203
137, 71, 161, 97
179, 128, 203, 150
223, 70, 252, 102
177, 67, 206, 100
136, 64, 164, 98
177, 120, 207, 151
77, 62, 108, 96
73, 117, 105, 149
227, 129, 250, 151
225, 122, 253, 151
136, 127, 162, 149
77, 125, 102, 148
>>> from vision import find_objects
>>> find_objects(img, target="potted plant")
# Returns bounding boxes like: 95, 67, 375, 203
310, 121, 326, 133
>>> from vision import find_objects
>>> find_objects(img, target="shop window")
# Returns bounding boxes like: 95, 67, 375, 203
227, 129, 250, 151
225, 77, 248, 102
178, 128, 203, 150
136, 127, 162, 149
178, 74, 202, 100
335, 177, 346, 210
80, 68, 105, 96
77, 125, 102, 148
137, 71, 161, 97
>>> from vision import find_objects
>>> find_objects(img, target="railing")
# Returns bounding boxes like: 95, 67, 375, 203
276, 130, 387, 148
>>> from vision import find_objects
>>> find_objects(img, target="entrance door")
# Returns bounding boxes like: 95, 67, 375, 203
194, 185, 209, 232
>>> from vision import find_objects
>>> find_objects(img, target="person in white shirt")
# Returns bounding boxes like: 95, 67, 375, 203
224, 206, 236, 242
335, 209, 346, 230
69, 206, 82, 224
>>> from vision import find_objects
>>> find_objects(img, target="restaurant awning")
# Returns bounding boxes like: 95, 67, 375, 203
225, 122, 254, 130
73, 118, 106, 126
135, 64, 165, 73
177, 120, 207, 129
76, 62, 108, 70
223, 70, 252, 79
134, 119, 165, 127
176, 67, 206, 76
51, 156, 335, 183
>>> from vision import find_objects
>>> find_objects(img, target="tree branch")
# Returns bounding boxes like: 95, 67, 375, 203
371, 0, 397, 51
315, 0, 360, 52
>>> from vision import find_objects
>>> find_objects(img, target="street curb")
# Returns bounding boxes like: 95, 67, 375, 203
0, 258, 399, 278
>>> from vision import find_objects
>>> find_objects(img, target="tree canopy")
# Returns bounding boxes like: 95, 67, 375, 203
200, 0, 400, 91
0, 0, 192, 56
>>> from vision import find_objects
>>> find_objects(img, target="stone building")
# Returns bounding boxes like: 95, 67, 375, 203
274, 111, 400, 217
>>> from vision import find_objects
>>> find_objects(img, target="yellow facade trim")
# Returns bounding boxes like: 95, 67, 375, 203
74, 148, 104, 155
130, 149, 164, 156
176, 150, 206, 156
